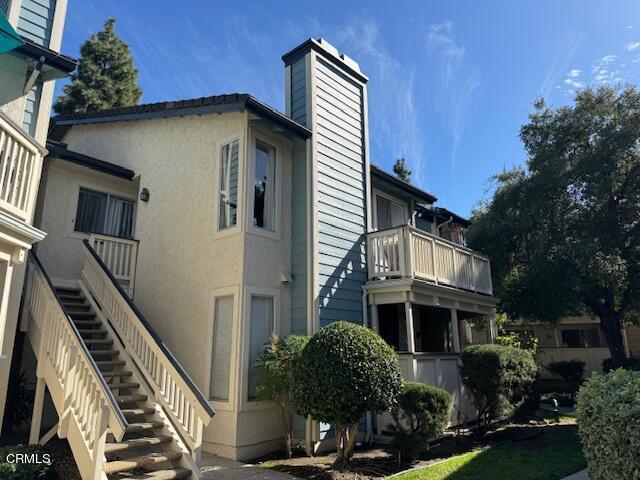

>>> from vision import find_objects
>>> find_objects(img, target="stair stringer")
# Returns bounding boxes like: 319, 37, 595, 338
77, 279, 203, 480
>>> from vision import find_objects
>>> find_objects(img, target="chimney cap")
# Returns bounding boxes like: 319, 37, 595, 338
282, 38, 368, 84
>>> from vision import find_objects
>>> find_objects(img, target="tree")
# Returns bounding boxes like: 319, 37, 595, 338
294, 321, 402, 470
467, 86, 640, 368
393, 158, 412, 182
54, 18, 142, 115
254, 334, 309, 458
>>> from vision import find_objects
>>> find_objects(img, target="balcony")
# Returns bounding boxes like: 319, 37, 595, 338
0, 111, 45, 222
367, 225, 493, 296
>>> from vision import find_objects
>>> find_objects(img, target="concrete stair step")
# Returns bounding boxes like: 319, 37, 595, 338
109, 381, 140, 390
89, 349, 120, 357
96, 360, 126, 368
124, 421, 164, 432
70, 311, 96, 318
121, 407, 156, 417
104, 435, 171, 454
116, 394, 147, 405
83, 338, 113, 345
102, 370, 133, 379
108, 467, 191, 480
104, 451, 181, 475
73, 319, 102, 327
77, 328, 107, 336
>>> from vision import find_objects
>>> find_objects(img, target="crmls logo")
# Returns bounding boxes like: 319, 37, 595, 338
4, 453, 52, 465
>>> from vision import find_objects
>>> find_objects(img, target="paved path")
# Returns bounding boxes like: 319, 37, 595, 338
200, 452, 298, 480
561, 469, 589, 480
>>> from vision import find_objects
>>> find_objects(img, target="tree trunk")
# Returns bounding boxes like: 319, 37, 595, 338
585, 298, 626, 369
281, 400, 293, 458
332, 422, 359, 470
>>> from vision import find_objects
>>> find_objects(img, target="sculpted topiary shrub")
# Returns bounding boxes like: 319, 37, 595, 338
294, 321, 402, 470
576, 369, 640, 480
389, 382, 452, 463
459, 344, 538, 430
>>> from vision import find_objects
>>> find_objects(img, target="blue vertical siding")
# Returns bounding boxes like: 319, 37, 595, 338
314, 57, 367, 328
17, 0, 56, 46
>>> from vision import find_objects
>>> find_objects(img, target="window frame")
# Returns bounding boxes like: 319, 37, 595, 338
242, 285, 280, 410
216, 138, 241, 233
371, 189, 409, 231
71, 184, 137, 240
247, 130, 281, 240
205, 287, 240, 411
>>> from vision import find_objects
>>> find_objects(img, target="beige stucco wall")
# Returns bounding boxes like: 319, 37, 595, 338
58, 112, 294, 460
0, 55, 28, 124
34, 159, 139, 281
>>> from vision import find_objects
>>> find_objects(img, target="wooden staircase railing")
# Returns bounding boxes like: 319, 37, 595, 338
80, 239, 215, 462
24, 253, 128, 480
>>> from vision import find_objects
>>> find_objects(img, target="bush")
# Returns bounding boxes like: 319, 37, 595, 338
254, 334, 309, 458
547, 360, 585, 402
389, 382, 451, 463
495, 331, 539, 353
294, 321, 402, 469
576, 369, 640, 480
0, 445, 55, 480
602, 356, 640, 372
459, 344, 538, 430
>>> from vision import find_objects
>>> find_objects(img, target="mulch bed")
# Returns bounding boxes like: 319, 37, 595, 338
47, 437, 82, 480
255, 419, 566, 480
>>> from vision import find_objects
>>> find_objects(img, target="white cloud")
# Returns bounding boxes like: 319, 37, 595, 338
625, 41, 640, 51
564, 78, 585, 89
426, 22, 481, 174
567, 68, 582, 78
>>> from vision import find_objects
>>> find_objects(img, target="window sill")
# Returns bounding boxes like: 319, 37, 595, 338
247, 225, 280, 241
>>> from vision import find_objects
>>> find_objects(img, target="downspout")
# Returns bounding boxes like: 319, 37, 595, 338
436, 215, 454, 235
362, 285, 375, 445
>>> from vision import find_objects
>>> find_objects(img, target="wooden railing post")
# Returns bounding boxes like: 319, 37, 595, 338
91, 405, 110, 480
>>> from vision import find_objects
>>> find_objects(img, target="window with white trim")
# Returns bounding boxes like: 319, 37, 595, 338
253, 140, 276, 231
218, 140, 239, 230
210, 295, 233, 401
247, 295, 275, 401
74, 187, 135, 238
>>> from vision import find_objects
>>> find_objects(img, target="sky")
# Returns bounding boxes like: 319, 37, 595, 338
55, 0, 640, 217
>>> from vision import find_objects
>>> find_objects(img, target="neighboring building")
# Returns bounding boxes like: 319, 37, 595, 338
5, 38, 496, 479
507, 317, 640, 378
0, 0, 75, 427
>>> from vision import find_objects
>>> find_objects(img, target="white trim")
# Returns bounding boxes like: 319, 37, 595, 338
0, 210, 46, 245
213, 136, 243, 237
240, 285, 280, 411
204, 286, 240, 412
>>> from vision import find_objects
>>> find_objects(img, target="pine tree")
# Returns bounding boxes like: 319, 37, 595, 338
54, 18, 142, 115
393, 158, 411, 183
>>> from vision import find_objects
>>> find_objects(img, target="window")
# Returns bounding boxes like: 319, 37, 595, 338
253, 140, 276, 231
75, 188, 135, 238
375, 193, 407, 230
210, 296, 233, 401
248, 295, 274, 400
561, 329, 601, 348
413, 305, 452, 353
218, 140, 239, 230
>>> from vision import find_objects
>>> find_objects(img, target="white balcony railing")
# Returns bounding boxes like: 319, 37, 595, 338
367, 225, 493, 295
0, 111, 45, 221
89, 233, 138, 298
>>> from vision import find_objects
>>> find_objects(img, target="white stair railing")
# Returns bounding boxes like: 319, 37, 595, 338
24, 253, 127, 480
80, 240, 215, 462
89, 233, 138, 298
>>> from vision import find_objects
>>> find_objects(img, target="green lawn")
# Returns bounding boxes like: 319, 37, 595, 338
391, 425, 586, 480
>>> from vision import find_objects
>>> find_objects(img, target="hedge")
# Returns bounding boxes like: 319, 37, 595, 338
576, 369, 640, 480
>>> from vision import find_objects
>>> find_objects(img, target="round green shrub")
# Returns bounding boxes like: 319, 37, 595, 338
547, 360, 585, 402
576, 369, 640, 480
459, 344, 538, 429
389, 382, 452, 462
294, 321, 402, 468
0, 445, 55, 480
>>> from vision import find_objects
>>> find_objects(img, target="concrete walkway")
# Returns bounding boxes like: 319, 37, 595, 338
200, 452, 298, 480
561, 469, 589, 480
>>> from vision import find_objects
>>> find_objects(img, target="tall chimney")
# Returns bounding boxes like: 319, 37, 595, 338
283, 39, 370, 335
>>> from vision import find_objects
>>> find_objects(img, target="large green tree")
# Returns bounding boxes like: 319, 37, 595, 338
467, 86, 640, 368
54, 18, 142, 115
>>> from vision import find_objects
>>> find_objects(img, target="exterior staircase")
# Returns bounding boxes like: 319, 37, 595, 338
22, 241, 214, 480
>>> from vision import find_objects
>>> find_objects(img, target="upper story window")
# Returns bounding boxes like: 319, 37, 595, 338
75, 187, 135, 239
253, 140, 276, 231
374, 192, 407, 230
218, 140, 239, 230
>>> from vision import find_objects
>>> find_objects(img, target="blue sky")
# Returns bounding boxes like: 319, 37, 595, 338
56, 0, 640, 217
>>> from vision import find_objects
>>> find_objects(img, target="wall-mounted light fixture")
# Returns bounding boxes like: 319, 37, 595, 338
140, 188, 150, 202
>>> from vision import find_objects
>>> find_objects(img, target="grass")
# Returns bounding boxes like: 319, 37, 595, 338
391, 424, 586, 480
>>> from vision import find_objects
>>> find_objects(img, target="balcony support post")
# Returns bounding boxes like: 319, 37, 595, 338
450, 309, 461, 353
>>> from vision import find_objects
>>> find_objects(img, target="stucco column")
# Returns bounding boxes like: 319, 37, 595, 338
451, 309, 461, 352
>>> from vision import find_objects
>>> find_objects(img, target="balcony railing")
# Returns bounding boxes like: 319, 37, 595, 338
89, 233, 138, 298
0, 111, 45, 221
367, 225, 493, 295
